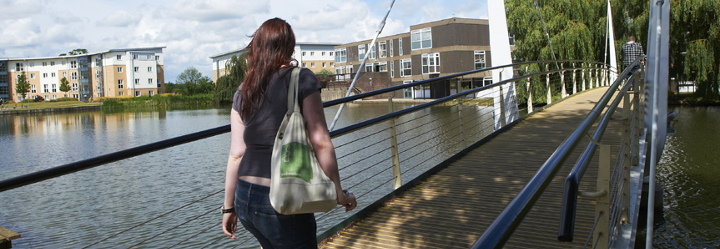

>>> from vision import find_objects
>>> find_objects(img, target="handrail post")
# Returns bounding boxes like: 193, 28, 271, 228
560, 64, 566, 98
632, 72, 642, 167
457, 95, 468, 148
388, 96, 402, 189
499, 85, 507, 127
582, 63, 587, 91
546, 64, 552, 104
594, 143, 611, 249
526, 66, 533, 114
621, 91, 633, 224
595, 66, 600, 88
572, 63, 577, 94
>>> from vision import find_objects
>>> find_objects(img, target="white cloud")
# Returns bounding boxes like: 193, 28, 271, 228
0, 0, 491, 81
99, 10, 142, 27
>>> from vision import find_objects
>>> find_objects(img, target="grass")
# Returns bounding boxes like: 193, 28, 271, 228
0, 100, 100, 111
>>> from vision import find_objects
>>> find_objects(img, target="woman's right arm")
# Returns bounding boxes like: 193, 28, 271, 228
223, 108, 246, 239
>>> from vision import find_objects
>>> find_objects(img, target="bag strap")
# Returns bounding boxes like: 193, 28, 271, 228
287, 67, 301, 114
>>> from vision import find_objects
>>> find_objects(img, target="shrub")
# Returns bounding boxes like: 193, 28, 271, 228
56, 97, 78, 102
34, 96, 45, 102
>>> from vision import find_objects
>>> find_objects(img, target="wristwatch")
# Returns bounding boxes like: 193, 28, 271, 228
221, 206, 235, 214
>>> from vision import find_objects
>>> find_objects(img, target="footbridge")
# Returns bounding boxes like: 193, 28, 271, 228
0, 1, 670, 248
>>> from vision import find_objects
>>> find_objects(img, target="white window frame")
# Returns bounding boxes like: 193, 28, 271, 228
400, 59, 412, 77
135, 79, 140, 84
71, 72, 77, 80
322, 62, 326, 67
117, 55, 122, 60
475, 51, 486, 70
135, 91, 141, 97
43, 84, 48, 93
334, 48, 346, 63
118, 79, 124, 89
30, 73, 35, 79
365, 63, 373, 72
51, 84, 57, 92
368, 43, 376, 59
421, 52, 440, 74
311, 62, 315, 68
310, 51, 315, 56
358, 44, 365, 61
148, 67, 152, 72
72, 83, 78, 92
390, 61, 395, 78
389, 40, 394, 57
31, 85, 36, 93
377, 61, 388, 72
134, 67, 139, 72
117, 67, 123, 73
119, 92, 124, 96
411, 27, 432, 50
148, 78, 153, 84
51, 72, 56, 77
379, 41, 387, 58
399, 38, 403, 55
70, 61, 77, 69
483, 76, 494, 87
50, 61, 55, 66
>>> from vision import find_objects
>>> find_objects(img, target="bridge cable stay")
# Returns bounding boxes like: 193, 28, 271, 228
328, 0, 396, 131
533, 0, 560, 69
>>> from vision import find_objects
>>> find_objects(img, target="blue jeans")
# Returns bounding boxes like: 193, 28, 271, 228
234, 179, 318, 249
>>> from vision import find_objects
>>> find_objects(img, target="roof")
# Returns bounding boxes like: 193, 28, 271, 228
1, 46, 166, 61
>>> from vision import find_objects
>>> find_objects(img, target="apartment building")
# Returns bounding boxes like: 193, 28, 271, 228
210, 42, 339, 82
1, 47, 165, 102
334, 17, 494, 99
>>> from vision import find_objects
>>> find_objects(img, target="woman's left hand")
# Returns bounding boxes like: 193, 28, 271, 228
222, 212, 238, 239
341, 192, 357, 212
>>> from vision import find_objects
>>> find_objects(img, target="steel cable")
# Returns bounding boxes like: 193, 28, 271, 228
167, 220, 221, 248
82, 189, 223, 248
128, 202, 219, 248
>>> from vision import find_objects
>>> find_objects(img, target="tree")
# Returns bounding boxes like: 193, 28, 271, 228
59, 77, 71, 97
176, 67, 214, 95
507, 0, 606, 103
15, 71, 30, 100
315, 69, 334, 88
214, 53, 248, 103
60, 49, 88, 56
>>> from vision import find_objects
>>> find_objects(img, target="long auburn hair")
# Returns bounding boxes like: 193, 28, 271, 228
239, 18, 296, 119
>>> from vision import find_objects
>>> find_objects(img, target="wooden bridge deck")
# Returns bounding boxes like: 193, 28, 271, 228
321, 87, 625, 248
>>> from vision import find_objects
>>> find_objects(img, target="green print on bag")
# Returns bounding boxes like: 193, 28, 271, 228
280, 142, 313, 183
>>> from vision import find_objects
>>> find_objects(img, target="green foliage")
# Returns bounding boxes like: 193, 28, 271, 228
669, 0, 720, 99
176, 67, 215, 96
58, 49, 87, 56
214, 53, 248, 103
55, 97, 78, 102
15, 71, 30, 99
59, 77, 71, 96
101, 94, 214, 110
316, 69, 333, 75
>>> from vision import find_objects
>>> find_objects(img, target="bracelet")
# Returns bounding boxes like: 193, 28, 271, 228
221, 205, 235, 214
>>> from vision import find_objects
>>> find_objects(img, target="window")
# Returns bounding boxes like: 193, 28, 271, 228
390, 61, 395, 78
29, 62, 34, 67
302, 63, 307, 68
30, 73, 35, 79
62, 61, 66, 65
71, 72, 77, 80
484, 77, 494, 86
334, 48, 346, 63
50, 61, 55, 66
368, 43, 376, 59
311, 62, 315, 68
474, 51, 486, 70
70, 61, 77, 69
149, 91, 154, 97
376, 61, 388, 72
403, 80, 413, 98
148, 67, 152, 72
329, 52, 333, 56
365, 63, 373, 72
358, 44, 365, 60
302, 51, 306, 56
118, 79, 124, 89
155, 55, 160, 61
15, 63, 23, 71
117, 67, 123, 73
42, 73, 48, 78
117, 92, 123, 96
51, 72, 56, 77
422, 53, 440, 74
322, 62, 326, 67
157, 66, 162, 72
117, 55, 122, 60
31, 85, 36, 93
147, 55, 152, 60
148, 78, 152, 84
63, 72, 67, 77
399, 38, 403, 55
411, 28, 432, 50
52, 84, 57, 92
400, 59, 411, 77
390, 40, 394, 57
330, 62, 334, 67
322, 52, 326, 56
135, 79, 140, 84
43, 84, 48, 93
134, 67, 139, 72
72, 83, 77, 92
310, 52, 315, 56
133, 55, 139, 59
135, 91, 141, 96
42, 62, 48, 66
379, 41, 387, 58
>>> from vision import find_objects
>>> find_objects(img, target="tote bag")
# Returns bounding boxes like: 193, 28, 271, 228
269, 67, 337, 214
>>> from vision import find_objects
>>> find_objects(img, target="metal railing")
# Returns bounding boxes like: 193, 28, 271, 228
556, 58, 645, 248
0, 60, 611, 248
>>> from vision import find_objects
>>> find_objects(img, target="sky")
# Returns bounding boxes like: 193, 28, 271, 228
0, 0, 488, 82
